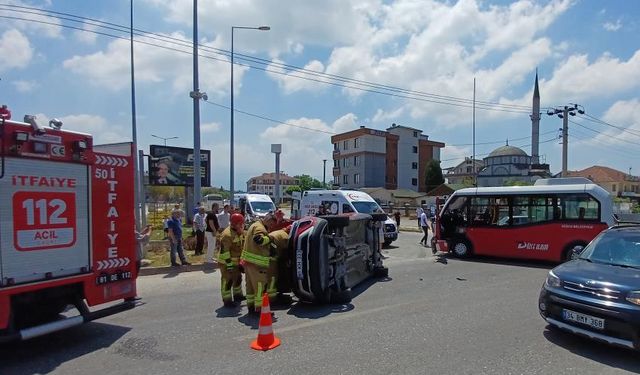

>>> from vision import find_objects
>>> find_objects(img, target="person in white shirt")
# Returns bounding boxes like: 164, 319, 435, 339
217, 204, 231, 231
205, 203, 220, 264
416, 206, 424, 228
193, 206, 207, 255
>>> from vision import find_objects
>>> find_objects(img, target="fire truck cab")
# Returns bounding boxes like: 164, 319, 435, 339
0, 115, 138, 343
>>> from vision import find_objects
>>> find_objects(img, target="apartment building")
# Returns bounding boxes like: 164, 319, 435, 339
331, 124, 444, 192
246, 172, 300, 201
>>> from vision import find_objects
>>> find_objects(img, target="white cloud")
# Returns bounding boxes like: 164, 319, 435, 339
12, 79, 37, 92
0, 29, 33, 71
0, 1, 62, 38
33, 113, 130, 144
372, 106, 406, 123
63, 32, 236, 97
74, 22, 98, 44
603, 19, 622, 32
266, 58, 329, 94
201, 121, 221, 133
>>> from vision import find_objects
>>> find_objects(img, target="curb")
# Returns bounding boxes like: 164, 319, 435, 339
139, 262, 218, 276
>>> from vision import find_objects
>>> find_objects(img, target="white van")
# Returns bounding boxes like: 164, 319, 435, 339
234, 193, 276, 222
203, 193, 227, 208
292, 190, 399, 246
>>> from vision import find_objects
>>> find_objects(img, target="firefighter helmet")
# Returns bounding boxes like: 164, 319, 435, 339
230, 213, 244, 226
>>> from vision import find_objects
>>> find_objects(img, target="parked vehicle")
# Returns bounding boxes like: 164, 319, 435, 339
0, 115, 138, 343
291, 189, 399, 246
285, 213, 389, 304
433, 178, 614, 261
234, 193, 276, 224
539, 224, 640, 350
203, 193, 227, 208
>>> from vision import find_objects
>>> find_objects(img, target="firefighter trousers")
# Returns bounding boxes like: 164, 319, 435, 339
220, 266, 243, 303
245, 263, 270, 311
267, 258, 279, 299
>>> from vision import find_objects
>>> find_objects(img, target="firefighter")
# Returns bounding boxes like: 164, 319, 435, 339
267, 226, 293, 304
241, 212, 277, 314
218, 213, 246, 307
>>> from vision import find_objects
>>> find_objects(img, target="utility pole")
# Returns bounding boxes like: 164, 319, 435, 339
322, 159, 327, 188
548, 104, 584, 177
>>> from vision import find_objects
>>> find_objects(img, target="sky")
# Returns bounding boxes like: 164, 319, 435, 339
1, 0, 639, 190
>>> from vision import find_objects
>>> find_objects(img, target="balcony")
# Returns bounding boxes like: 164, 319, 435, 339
333, 167, 340, 177
332, 149, 340, 157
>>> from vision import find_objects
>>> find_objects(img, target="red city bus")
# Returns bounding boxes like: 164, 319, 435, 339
433, 178, 615, 262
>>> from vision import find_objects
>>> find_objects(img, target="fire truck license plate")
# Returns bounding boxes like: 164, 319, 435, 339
96, 271, 132, 285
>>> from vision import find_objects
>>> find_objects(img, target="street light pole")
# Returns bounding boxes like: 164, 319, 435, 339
230, 25, 270, 202
323, 159, 327, 187
151, 134, 178, 147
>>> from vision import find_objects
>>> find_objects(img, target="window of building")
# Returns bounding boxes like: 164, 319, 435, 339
412, 162, 418, 169
466, 166, 472, 173
354, 138, 359, 148
343, 174, 349, 184
354, 173, 360, 184
354, 155, 360, 166
334, 176, 339, 185
413, 131, 418, 137
612, 184, 617, 192
334, 143, 338, 151
343, 140, 349, 150
411, 178, 418, 186
412, 146, 418, 153
334, 159, 339, 168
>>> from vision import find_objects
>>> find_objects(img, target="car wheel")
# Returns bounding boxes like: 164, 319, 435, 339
374, 267, 389, 278
451, 239, 472, 258
383, 239, 392, 247
330, 289, 352, 304
322, 215, 350, 228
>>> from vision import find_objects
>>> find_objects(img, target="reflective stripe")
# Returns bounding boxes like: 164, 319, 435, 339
258, 325, 273, 335
218, 251, 231, 261
241, 250, 270, 267
256, 283, 264, 308
267, 276, 277, 298
261, 303, 271, 314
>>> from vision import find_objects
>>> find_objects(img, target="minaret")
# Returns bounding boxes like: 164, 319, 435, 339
530, 70, 540, 164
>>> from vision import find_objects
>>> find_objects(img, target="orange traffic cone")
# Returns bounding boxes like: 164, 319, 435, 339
250, 293, 281, 351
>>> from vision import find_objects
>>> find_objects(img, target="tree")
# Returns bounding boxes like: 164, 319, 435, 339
295, 174, 324, 191
424, 159, 444, 193
286, 185, 302, 195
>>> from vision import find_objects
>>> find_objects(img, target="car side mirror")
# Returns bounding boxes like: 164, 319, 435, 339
571, 245, 584, 260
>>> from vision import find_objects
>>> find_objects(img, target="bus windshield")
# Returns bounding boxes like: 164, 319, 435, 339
352, 201, 384, 214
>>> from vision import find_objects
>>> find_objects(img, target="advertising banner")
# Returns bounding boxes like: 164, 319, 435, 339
149, 145, 211, 187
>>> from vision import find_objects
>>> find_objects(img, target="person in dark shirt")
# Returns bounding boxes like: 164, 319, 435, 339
167, 210, 190, 266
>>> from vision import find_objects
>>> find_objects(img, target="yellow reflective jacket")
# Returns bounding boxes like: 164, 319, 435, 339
241, 220, 271, 268
217, 226, 244, 264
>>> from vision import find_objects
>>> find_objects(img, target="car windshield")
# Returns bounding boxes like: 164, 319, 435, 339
352, 201, 384, 214
250, 201, 275, 214
579, 230, 640, 268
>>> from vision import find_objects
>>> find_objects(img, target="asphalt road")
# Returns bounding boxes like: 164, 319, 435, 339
2, 231, 640, 375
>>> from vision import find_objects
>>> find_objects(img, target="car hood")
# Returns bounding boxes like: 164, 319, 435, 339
554, 260, 640, 292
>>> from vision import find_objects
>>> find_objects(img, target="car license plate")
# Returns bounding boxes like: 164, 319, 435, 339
562, 309, 605, 330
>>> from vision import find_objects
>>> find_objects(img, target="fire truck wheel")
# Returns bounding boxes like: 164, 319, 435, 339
451, 239, 472, 258
330, 289, 352, 304
323, 215, 350, 228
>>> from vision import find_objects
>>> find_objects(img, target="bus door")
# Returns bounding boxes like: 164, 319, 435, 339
465, 196, 512, 257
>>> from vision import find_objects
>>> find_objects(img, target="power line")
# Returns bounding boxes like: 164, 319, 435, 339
0, 4, 541, 114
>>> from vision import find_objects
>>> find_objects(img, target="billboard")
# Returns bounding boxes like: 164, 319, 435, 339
149, 145, 211, 187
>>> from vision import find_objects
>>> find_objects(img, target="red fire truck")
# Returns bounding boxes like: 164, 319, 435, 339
0, 115, 138, 343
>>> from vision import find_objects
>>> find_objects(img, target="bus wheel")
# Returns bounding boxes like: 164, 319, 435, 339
562, 242, 586, 262
451, 239, 472, 258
